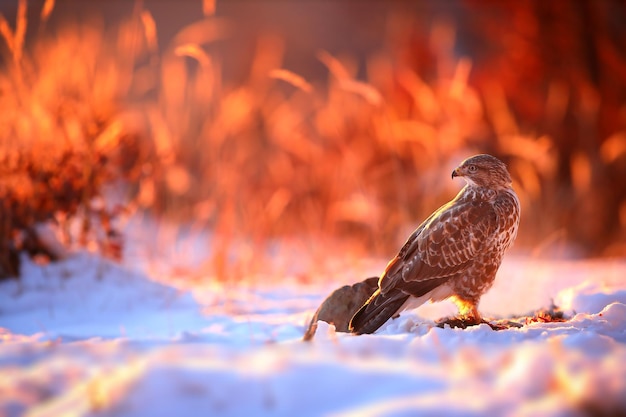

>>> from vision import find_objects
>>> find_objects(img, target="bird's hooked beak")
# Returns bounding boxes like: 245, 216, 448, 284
451, 167, 461, 179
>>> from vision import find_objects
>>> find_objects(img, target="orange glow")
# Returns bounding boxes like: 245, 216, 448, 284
570, 152, 592, 194
600, 132, 626, 164
140, 10, 158, 52
203, 0, 216, 17
269, 69, 313, 94
174, 43, 212, 68
40, 0, 55, 22
1, 0, 625, 280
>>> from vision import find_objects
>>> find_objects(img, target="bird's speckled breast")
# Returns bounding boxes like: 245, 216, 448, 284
452, 187, 520, 302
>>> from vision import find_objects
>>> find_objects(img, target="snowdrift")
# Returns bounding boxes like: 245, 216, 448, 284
1, 253, 625, 416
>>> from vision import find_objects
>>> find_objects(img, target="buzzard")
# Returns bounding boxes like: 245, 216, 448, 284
349, 154, 520, 334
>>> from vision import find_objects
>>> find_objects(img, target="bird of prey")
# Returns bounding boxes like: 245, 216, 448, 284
349, 154, 520, 335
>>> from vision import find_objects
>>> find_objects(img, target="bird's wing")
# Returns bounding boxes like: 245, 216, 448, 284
379, 198, 498, 297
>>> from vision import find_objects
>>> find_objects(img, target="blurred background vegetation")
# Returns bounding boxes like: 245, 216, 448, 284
1, 0, 625, 280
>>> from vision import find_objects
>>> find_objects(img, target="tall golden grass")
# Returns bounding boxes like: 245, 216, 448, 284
0, 1, 145, 276
0, 1, 624, 279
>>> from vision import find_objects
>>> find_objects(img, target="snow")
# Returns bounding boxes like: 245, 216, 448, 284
1, 249, 626, 417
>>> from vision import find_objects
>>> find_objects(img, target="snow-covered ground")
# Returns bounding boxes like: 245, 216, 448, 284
1, 246, 625, 416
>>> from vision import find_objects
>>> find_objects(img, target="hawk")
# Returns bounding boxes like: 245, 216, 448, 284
349, 154, 520, 334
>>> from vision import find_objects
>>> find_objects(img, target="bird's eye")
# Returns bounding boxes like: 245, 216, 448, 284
468, 165, 478, 172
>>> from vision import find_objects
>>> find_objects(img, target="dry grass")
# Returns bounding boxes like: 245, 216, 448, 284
0, 1, 624, 279
0, 3, 144, 276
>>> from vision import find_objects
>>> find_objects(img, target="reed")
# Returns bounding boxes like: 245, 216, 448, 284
1, 0, 624, 279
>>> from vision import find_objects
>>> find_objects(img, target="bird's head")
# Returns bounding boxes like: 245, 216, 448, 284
452, 154, 513, 188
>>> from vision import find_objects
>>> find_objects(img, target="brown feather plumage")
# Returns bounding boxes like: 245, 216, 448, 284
349, 154, 520, 335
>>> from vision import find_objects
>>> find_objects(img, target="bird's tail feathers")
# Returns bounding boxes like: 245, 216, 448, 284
349, 289, 409, 335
